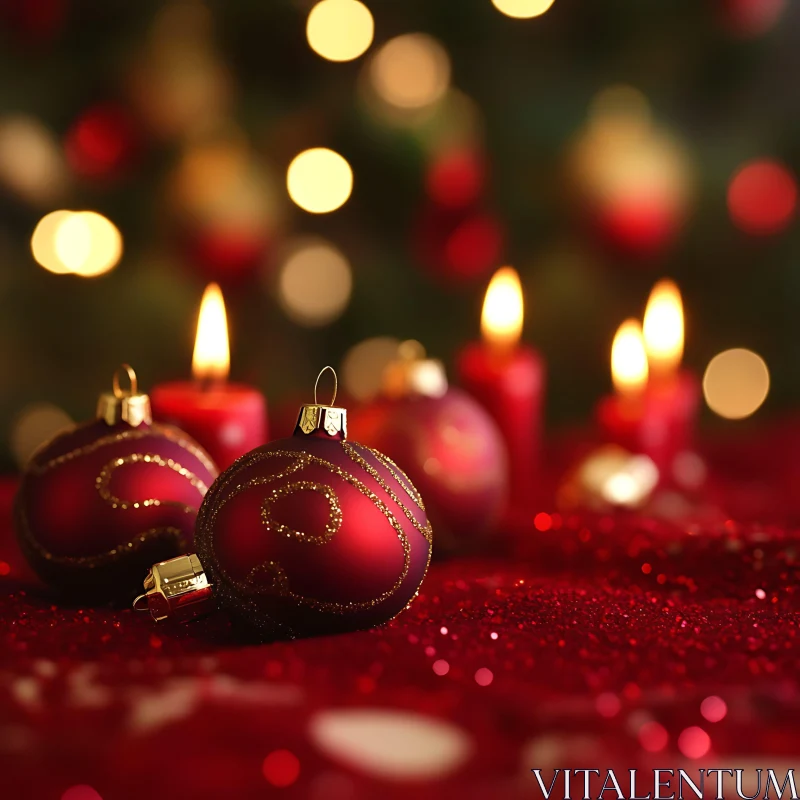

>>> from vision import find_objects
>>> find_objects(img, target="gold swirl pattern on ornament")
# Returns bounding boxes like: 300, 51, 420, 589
203, 447, 424, 614
95, 452, 209, 514
28, 423, 218, 478
262, 480, 342, 543
15, 424, 213, 572
342, 442, 432, 545
14, 497, 187, 569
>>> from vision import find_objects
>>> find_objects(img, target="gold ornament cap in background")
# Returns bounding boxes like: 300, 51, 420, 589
97, 364, 153, 427
382, 340, 448, 399
294, 366, 348, 440
133, 553, 216, 623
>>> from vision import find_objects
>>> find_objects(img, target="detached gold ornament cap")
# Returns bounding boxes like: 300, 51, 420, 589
97, 364, 152, 427
133, 553, 216, 623
294, 366, 348, 440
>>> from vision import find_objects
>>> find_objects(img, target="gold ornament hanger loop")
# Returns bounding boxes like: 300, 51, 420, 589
113, 363, 139, 398
99, 363, 152, 427
314, 366, 338, 407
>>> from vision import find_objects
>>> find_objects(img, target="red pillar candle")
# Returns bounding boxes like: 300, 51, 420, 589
457, 266, 545, 515
597, 281, 699, 477
151, 283, 268, 470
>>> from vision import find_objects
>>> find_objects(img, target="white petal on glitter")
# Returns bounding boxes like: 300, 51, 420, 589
309, 708, 473, 781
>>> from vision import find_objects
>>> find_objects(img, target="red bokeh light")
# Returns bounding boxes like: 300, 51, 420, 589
677, 726, 711, 759
720, 0, 786, 37
65, 105, 138, 180
700, 695, 728, 723
444, 214, 504, 279
533, 512, 552, 532
426, 149, 485, 209
728, 159, 797, 236
638, 721, 669, 753
0, 561, 10, 576
262, 749, 300, 788
61, 786, 103, 800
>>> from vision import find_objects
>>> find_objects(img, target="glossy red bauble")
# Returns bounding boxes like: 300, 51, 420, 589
349, 389, 508, 554
195, 432, 432, 638
15, 419, 218, 599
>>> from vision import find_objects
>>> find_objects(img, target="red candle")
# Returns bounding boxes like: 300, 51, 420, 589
597, 280, 699, 477
151, 283, 267, 470
457, 266, 545, 515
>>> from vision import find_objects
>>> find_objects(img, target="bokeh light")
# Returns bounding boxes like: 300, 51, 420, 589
31, 210, 74, 274
370, 34, 450, 111
727, 159, 797, 236
307, 0, 374, 62
491, 0, 556, 19
61, 786, 103, 800
426, 149, 485, 208
277, 239, 353, 326
341, 336, 401, 402
638, 721, 669, 753
65, 104, 136, 179
677, 726, 711, 759
11, 402, 73, 467
700, 695, 728, 723
474, 667, 494, 686
703, 348, 769, 420
611, 319, 648, 395
53, 211, 122, 277
262, 749, 300, 788
287, 148, 353, 213
0, 115, 66, 205
721, 0, 786, 37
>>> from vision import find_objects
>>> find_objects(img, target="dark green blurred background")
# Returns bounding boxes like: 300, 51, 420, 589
0, 0, 797, 470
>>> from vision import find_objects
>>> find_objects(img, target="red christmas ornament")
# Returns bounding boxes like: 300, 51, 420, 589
135, 368, 432, 639
14, 365, 218, 600
349, 343, 508, 554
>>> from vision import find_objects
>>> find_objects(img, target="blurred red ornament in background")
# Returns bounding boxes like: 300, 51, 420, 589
425, 148, 485, 209
727, 159, 797, 236
718, 0, 786, 37
349, 347, 508, 554
414, 205, 504, 282
65, 104, 139, 180
568, 85, 692, 259
166, 130, 279, 282
597, 193, 683, 257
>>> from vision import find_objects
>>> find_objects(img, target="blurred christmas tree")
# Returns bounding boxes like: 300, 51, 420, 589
0, 0, 797, 470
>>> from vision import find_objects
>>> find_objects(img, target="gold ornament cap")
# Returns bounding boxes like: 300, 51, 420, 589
382, 340, 448, 399
295, 366, 348, 441
133, 553, 216, 623
97, 364, 152, 427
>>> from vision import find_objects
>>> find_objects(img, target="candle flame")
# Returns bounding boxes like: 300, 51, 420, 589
643, 278, 684, 376
481, 266, 524, 350
192, 282, 230, 382
612, 318, 648, 395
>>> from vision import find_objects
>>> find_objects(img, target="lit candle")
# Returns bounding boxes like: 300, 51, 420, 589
597, 280, 699, 477
150, 283, 268, 470
457, 266, 545, 515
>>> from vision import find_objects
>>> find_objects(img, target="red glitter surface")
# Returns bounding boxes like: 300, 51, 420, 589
1, 424, 800, 798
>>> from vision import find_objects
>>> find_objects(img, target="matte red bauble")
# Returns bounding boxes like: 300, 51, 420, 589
136, 369, 432, 639
14, 365, 218, 600
349, 347, 508, 555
